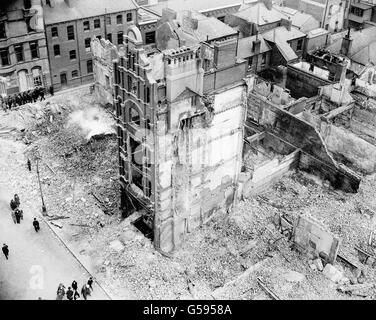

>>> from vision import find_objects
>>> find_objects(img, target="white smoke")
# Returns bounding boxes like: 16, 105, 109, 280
66, 107, 115, 140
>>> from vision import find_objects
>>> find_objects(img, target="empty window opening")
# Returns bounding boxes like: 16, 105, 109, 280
130, 137, 142, 169
129, 107, 141, 126
132, 216, 153, 240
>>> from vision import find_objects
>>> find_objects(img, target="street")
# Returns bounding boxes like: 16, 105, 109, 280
0, 137, 109, 300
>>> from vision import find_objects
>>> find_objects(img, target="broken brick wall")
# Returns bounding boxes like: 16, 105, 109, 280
246, 91, 360, 192
155, 84, 246, 253
293, 214, 341, 264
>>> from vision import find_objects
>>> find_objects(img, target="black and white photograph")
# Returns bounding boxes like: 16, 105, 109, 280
0, 0, 376, 308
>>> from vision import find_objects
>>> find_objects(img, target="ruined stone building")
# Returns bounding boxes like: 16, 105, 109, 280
113, 25, 248, 253
91, 37, 117, 106
0, 0, 50, 95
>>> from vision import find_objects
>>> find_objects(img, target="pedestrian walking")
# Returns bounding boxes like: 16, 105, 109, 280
81, 284, 90, 300
87, 277, 93, 291
10, 199, 17, 211
71, 280, 78, 291
49, 85, 54, 96
66, 287, 74, 300
27, 158, 31, 171
14, 194, 20, 207
14, 209, 21, 224
56, 283, 65, 300
11, 210, 17, 224
33, 218, 40, 232
2, 244, 9, 260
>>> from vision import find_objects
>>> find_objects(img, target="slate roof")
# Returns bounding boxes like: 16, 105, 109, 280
144, 0, 257, 16
232, 2, 284, 25
44, 0, 138, 25
272, 4, 319, 30
187, 11, 237, 42
237, 34, 271, 59
262, 26, 306, 42
263, 26, 306, 62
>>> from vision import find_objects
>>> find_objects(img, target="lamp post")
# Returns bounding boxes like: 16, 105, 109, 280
36, 158, 47, 214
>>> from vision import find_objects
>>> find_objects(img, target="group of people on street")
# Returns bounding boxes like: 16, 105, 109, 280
56, 277, 94, 300
0, 85, 54, 111
10, 194, 23, 224
2, 194, 42, 261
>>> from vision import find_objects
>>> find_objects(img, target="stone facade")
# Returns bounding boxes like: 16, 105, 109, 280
0, 0, 50, 95
113, 26, 248, 253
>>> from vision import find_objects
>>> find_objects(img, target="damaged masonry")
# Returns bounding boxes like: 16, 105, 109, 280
2, 0, 376, 302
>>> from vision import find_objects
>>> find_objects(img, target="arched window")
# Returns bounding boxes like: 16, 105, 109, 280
129, 106, 140, 126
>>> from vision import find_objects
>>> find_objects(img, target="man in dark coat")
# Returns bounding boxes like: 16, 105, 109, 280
2, 244, 9, 260
49, 85, 54, 96
81, 284, 90, 300
14, 209, 21, 224
10, 199, 17, 211
14, 194, 20, 207
87, 277, 93, 291
71, 280, 78, 291
66, 287, 74, 300
27, 158, 31, 171
32, 89, 38, 103
33, 218, 40, 232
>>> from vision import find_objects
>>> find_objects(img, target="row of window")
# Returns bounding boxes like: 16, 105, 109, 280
0, 41, 40, 66
51, 13, 133, 39
52, 32, 124, 57
69, 61, 93, 78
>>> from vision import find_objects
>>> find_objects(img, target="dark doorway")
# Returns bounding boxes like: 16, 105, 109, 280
60, 72, 67, 87
132, 216, 153, 240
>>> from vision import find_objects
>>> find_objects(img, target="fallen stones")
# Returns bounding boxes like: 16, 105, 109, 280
283, 270, 305, 283
322, 264, 348, 284
314, 258, 324, 271
109, 240, 124, 252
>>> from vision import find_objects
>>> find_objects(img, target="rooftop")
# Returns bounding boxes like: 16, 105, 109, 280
262, 25, 306, 42
263, 26, 305, 62
144, 0, 257, 17
185, 11, 237, 42
44, 0, 138, 25
307, 28, 329, 38
237, 34, 271, 59
273, 4, 319, 30
232, 2, 284, 25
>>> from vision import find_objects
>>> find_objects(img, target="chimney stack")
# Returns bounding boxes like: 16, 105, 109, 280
281, 17, 292, 31
252, 38, 261, 54
340, 27, 352, 56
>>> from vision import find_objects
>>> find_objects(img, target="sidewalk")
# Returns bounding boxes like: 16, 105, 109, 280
0, 138, 111, 300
